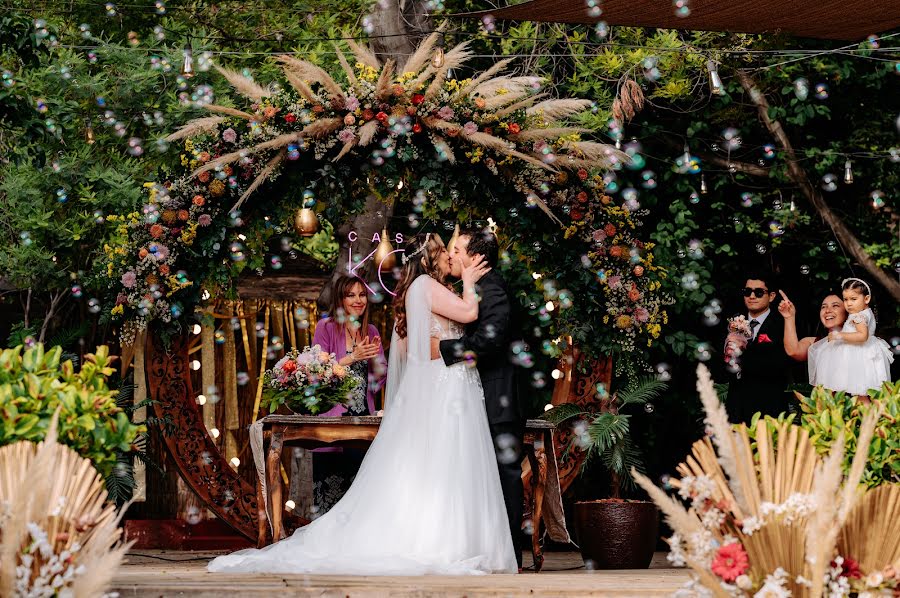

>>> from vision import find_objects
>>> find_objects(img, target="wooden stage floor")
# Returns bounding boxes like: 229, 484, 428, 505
112, 550, 690, 597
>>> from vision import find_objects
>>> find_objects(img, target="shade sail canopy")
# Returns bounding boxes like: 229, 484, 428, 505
455, 0, 900, 41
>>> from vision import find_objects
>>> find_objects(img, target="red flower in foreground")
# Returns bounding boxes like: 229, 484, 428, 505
833, 557, 862, 580
412, 123, 422, 134
284, 113, 297, 124
281, 360, 298, 374
508, 123, 521, 134
362, 109, 375, 121
375, 111, 389, 123
412, 93, 425, 105
711, 543, 749, 582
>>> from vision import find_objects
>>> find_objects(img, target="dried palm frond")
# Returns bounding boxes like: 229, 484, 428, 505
203, 104, 257, 121
333, 139, 356, 162
333, 43, 359, 89
511, 127, 588, 142
214, 65, 272, 101
165, 116, 227, 142
431, 135, 455, 164
346, 39, 380, 69
473, 76, 540, 99
357, 120, 380, 147
277, 55, 345, 101
300, 117, 343, 139
525, 99, 592, 120
231, 149, 286, 212
621, 78, 645, 113
453, 57, 515, 101
0, 412, 130, 598
282, 69, 318, 104
424, 42, 472, 100
400, 25, 446, 76
559, 140, 624, 164
633, 468, 704, 536
839, 484, 900, 572
806, 431, 846, 597
193, 132, 299, 176
374, 59, 396, 101
493, 93, 548, 119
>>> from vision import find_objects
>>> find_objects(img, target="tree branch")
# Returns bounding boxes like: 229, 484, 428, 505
736, 69, 900, 303
697, 153, 770, 177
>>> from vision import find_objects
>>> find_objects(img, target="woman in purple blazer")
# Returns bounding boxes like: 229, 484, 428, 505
312, 275, 387, 416
309, 275, 386, 513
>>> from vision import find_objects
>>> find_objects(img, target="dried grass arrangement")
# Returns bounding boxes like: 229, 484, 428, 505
633, 365, 900, 597
0, 413, 130, 597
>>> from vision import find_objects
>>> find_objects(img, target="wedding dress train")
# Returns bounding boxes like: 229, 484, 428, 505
208, 275, 518, 575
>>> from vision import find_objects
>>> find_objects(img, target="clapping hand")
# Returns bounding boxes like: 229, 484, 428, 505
777, 290, 796, 319
351, 336, 380, 362
461, 254, 491, 287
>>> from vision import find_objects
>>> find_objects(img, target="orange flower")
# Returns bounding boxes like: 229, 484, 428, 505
474, 97, 486, 109
605, 223, 617, 237
392, 84, 405, 96
139, 248, 149, 259
197, 171, 211, 183
344, 114, 356, 125
609, 245, 623, 258
628, 286, 642, 302
615, 315, 633, 329
507, 122, 520, 134
263, 106, 277, 119
312, 104, 325, 114
198, 151, 210, 163
177, 209, 190, 221
159, 264, 170, 275
149, 224, 164, 238
192, 195, 205, 207
577, 168, 588, 181
577, 191, 589, 203
146, 274, 160, 286
223, 166, 233, 176
162, 210, 177, 224
601, 196, 612, 205
633, 265, 644, 277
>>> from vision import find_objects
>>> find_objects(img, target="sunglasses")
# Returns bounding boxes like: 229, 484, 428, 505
742, 287, 769, 298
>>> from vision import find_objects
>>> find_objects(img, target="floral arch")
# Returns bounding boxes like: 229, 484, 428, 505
100, 32, 668, 539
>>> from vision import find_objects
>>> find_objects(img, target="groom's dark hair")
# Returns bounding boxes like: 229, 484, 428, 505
460, 227, 499, 268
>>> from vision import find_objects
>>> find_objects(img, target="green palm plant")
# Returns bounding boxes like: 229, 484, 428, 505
542, 376, 667, 498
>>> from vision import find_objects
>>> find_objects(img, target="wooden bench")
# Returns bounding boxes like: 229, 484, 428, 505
254, 415, 560, 571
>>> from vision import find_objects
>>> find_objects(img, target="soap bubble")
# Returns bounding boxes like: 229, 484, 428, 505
722, 128, 741, 151
755, 244, 767, 254
820, 174, 838, 192
814, 82, 829, 100
585, 0, 602, 17
673, 0, 690, 16
594, 21, 609, 38
800, 264, 810, 275
826, 241, 838, 252
695, 343, 712, 361
87, 298, 101, 314
655, 363, 672, 382
793, 78, 809, 100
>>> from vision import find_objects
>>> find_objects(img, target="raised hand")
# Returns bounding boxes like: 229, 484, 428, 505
461, 254, 491, 287
777, 290, 796, 319
351, 336, 380, 362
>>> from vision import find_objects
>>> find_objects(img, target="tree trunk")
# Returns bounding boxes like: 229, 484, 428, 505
318, 0, 430, 309
736, 70, 900, 303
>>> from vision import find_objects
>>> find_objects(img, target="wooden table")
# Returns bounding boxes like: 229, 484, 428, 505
254, 415, 559, 571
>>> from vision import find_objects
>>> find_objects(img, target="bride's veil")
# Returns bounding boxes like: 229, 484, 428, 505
385, 275, 433, 406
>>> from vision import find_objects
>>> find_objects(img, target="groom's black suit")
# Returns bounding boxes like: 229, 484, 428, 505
439, 269, 526, 568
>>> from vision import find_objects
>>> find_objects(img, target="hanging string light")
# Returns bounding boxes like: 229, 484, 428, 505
706, 60, 724, 96
84, 117, 95, 144
181, 43, 195, 78
431, 33, 445, 69
843, 159, 854, 184
700, 173, 708, 194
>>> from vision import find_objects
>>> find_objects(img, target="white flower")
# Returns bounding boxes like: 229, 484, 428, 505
754, 581, 791, 598
795, 575, 812, 588
701, 507, 726, 529
736, 575, 753, 590
741, 516, 763, 535
864, 572, 884, 587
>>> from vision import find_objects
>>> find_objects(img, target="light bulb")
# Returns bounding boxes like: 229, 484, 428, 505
210, 427, 220, 439
197, 394, 207, 405
431, 47, 445, 69
843, 159, 853, 184
181, 45, 194, 78
84, 118, 95, 144
192, 324, 202, 334
190, 359, 201, 370
700, 174, 708, 194
230, 457, 240, 467
706, 60, 724, 96
551, 369, 562, 380
545, 301, 555, 312
285, 500, 296, 511
543, 403, 554, 412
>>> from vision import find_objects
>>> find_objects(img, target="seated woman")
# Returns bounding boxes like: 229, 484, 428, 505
777, 290, 848, 387
309, 274, 387, 514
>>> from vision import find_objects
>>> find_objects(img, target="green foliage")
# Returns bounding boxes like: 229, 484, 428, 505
542, 375, 667, 496
0, 344, 146, 482
797, 383, 900, 488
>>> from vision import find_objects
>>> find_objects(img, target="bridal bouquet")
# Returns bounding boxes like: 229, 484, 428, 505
262, 345, 363, 415
724, 315, 753, 370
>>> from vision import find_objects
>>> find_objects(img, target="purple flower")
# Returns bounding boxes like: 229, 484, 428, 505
121, 271, 136, 289
198, 214, 212, 227
437, 106, 455, 120
338, 128, 356, 144
222, 127, 237, 143
463, 121, 478, 135
345, 96, 360, 111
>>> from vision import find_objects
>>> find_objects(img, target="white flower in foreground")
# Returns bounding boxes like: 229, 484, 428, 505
735, 574, 753, 590
864, 572, 884, 587
753, 581, 791, 598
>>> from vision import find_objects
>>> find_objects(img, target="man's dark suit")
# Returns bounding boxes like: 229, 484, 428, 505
439, 269, 525, 568
725, 312, 791, 425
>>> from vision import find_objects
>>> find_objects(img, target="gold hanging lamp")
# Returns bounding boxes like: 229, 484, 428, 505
293, 208, 319, 237
374, 228, 396, 272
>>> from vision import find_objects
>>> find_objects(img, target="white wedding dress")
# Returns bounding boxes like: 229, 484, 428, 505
208, 275, 518, 575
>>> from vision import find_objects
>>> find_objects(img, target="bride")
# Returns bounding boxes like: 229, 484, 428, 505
208, 232, 519, 575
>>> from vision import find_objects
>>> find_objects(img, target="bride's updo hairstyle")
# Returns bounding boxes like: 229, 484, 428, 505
392, 232, 445, 339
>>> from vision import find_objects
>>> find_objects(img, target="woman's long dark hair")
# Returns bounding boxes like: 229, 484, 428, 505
327, 274, 371, 338
392, 233, 445, 339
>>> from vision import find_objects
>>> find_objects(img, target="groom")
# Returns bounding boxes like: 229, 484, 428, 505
440, 227, 526, 570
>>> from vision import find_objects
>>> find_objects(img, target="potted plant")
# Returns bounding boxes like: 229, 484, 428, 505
542, 375, 667, 569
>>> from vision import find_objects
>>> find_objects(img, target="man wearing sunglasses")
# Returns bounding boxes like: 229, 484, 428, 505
725, 274, 791, 424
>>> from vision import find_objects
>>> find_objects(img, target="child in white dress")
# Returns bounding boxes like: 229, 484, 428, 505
812, 278, 893, 396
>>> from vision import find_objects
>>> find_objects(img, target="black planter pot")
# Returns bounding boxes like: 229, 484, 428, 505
574, 499, 659, 569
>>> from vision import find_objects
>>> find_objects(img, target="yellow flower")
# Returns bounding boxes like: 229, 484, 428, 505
180, 154, 189, 167
615, 315, 633, 329
184, 139, 194, 151
111, 304, 124, 316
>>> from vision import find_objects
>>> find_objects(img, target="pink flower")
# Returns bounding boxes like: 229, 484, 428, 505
198, 214, 212, 227
116, 293, 128, 306
463, 121, 478, 135
222, 128, 237, 143
635, 307, 650, 323
592, 229, 607, 243
151, 244, 169, 261
608, 275, 622, 289
337, 128, 355, 144
121, 271, 136, 289
437, 106, 454, 120
711, 543, 749, 582
345, 96, 360, 111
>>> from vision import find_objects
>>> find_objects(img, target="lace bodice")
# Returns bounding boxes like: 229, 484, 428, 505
430, 314, 463, 340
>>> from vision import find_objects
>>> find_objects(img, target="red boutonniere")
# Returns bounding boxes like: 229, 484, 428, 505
757, 334, 772, 343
